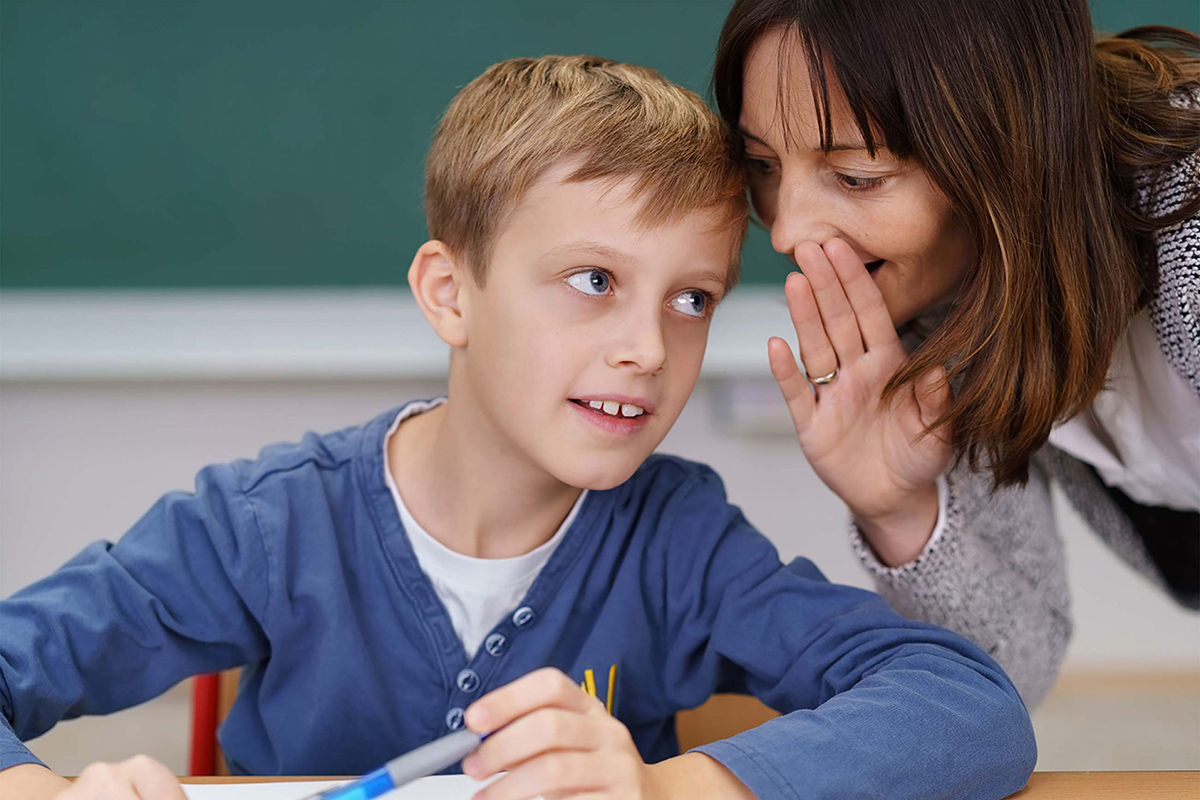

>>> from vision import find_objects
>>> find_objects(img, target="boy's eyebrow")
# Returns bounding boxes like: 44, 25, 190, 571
684, 269, 731, 290
545, 240, 639, 265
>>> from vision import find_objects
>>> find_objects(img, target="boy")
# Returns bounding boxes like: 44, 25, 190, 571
1, 56, 1035, 800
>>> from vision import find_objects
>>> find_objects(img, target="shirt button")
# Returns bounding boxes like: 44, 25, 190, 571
456, 668, 481, 694
446, 707, 465, 731
512, 606, 536, 628
484, 633, 508, 657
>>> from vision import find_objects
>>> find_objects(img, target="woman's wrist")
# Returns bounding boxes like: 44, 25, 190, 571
853, 481, 941, 568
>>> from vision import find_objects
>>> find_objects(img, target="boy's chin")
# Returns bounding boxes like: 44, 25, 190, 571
548, 456, 646, 492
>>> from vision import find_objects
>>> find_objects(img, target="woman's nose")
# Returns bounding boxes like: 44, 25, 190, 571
769, 172, 837, 258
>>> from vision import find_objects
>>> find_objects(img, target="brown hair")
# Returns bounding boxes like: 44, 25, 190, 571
714, 0, 1200, 487
425, 55, 748, 289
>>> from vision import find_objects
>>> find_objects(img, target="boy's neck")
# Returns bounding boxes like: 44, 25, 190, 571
388, 398, 583, 560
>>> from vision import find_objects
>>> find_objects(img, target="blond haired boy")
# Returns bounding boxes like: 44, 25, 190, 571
1, 56, 1034, 800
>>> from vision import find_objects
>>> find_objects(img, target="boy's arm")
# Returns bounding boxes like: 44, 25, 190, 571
0, 763, 70, 799
659, 467, 1036, 800
0, 462, 271, 772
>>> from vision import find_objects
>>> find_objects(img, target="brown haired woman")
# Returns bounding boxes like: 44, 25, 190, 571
713, 0, 1199, 706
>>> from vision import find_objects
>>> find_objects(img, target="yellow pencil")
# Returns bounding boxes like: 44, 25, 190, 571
583, 668, 597, 699
606, 664, 617, 715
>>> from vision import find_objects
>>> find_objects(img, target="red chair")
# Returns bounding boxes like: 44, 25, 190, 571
189, 671, 240, 776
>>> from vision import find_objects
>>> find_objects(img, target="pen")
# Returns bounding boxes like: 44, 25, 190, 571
301, 728, 485, 800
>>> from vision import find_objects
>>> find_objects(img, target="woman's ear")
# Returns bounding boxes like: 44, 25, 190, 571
408, 240, 469, 347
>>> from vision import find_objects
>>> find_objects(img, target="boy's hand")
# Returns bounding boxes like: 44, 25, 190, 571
57, 755, 187, 800
462, 667, 650, 800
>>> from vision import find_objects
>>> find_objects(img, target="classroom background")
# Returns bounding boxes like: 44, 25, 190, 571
2, 0, 1198, 776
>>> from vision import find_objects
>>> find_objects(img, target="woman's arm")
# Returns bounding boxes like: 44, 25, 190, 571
767, 238, 1072, 707
850, 454, 1071, 707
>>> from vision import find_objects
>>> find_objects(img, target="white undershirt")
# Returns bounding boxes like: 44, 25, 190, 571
1049, 310, 1200, 512
383, 399, 587, 659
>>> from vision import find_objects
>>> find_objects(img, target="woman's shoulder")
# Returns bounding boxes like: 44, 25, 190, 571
1144, 142, 1200, 394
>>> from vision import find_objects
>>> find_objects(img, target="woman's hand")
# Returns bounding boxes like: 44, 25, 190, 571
769, 239, 953, 567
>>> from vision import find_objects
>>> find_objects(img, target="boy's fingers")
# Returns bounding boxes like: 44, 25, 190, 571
466, 667, 594, 734
125, 755, 188, 800
768, 337, 815, 429
795, 241, 864, 364
476, 751, 611, 800
464, 707, 604, 779
783, 271, 838, 384
61, 762, 140, 800
823, 238, 900, 353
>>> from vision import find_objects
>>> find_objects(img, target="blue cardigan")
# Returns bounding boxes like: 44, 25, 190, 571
0, 404, 1036, 799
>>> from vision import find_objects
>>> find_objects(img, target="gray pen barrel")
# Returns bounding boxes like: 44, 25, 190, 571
385, 729, 484, 786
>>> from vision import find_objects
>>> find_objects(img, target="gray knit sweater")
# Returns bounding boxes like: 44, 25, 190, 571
849, 149, 1200, 708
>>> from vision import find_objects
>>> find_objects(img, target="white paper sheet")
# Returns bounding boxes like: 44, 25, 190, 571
182, 775, 522, 800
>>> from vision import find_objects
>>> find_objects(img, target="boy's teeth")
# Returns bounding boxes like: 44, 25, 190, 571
580, 399, 647, 418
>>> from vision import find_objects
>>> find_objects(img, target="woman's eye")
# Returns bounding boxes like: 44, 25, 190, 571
566, 269, 611, 296
747, 157, 777, 176
836, 173, 886, 192
669, 290, 712, 318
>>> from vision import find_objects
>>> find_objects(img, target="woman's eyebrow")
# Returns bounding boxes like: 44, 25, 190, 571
737, 126, 771, 147
739, 124, 874, 154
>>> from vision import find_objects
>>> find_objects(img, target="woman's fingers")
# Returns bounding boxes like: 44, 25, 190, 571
823, 238, 900, 353
914, 365, 952, 433
783, 271, 839, 383
768, 336, 815, 430
794, 241, 865, 365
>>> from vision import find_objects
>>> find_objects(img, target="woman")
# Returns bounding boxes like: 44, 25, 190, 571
712, 0, 1199, 705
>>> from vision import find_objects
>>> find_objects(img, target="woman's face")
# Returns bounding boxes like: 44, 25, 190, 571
739, 28, 975, 326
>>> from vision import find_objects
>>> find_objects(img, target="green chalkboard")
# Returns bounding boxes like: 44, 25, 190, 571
2, 0, 1196, 289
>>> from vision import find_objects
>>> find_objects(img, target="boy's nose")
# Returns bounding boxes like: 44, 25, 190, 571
605, 309, 667, 376
769, 172, 837, 260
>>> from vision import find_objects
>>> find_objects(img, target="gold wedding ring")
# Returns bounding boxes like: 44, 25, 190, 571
810, 368, 839, 385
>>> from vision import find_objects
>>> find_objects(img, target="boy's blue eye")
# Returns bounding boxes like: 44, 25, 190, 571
669, 290, 709, 318
566, 269, 611, 296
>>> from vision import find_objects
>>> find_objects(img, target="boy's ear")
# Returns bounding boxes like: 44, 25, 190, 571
407, 240, 469, 347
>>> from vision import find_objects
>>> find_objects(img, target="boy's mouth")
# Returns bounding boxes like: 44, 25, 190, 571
865, 259, 885, 274
568, 395, 655, 435
571, 398, 648, 418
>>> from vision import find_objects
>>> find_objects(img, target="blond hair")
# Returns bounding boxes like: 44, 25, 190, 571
425, 55, 748, 288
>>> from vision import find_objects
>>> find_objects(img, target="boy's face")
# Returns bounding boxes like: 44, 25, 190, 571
457, 164, 738, 491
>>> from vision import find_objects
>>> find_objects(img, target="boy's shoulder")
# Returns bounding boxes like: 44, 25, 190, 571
618, 452, 747, 535
628, 452, 727, 495
228, 405, 403, 493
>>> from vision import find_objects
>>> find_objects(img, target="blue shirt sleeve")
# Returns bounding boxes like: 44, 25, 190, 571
0, 462, 271, 771
659, 465, 1036, 800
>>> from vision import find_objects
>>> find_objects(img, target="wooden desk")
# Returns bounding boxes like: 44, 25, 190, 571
180, 771, 1200, 799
